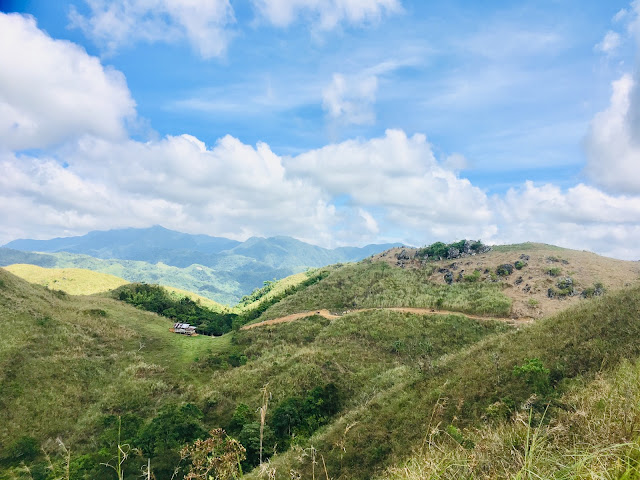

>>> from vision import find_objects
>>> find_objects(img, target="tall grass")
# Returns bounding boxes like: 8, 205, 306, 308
259, 261, 512, 320
382, 358, 640, 479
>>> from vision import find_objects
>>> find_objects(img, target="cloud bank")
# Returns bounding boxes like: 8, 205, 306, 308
2, 11, 640, 261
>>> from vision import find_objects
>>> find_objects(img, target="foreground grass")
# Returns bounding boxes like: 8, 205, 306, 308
3, 264, 640, 480
381, 358, 640, 479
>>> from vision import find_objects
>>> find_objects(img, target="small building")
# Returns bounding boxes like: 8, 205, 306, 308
173, 322, 197, 335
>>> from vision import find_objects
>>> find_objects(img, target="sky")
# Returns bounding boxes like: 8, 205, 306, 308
0, 0, 639, 259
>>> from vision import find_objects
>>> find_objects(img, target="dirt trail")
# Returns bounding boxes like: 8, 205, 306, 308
241, 307, 531, 330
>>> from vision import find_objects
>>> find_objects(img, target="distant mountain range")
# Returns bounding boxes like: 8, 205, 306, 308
0, 226, 400, 304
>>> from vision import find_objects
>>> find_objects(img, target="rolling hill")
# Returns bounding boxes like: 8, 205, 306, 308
1, 241, 640, 480
0, 227, 399, 304
3, 263, 227, 312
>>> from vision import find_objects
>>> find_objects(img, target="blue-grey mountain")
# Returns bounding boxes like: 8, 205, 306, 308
1, 227, 400, 304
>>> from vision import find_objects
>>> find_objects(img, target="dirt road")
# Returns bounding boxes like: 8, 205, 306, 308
240, 307, 531, 330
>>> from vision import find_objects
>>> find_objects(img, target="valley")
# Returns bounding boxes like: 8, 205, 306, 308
0, 239, 639, 479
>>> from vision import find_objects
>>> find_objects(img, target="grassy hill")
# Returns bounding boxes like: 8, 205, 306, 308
3, 264, 227, 312
1, 242, 640, 480
374, 242, 640, 319
2, 264, 129, 295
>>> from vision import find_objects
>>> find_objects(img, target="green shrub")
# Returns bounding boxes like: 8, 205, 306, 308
514, 260, 527, 270
582, 282, 605, 298
463, 270, 481, 283
547, 267, 562, 277
513, 358, 551, 395
2, 436, 40, 465
136, 403, 206, 457
496, 264, 514, 276
445, 424, 475, 449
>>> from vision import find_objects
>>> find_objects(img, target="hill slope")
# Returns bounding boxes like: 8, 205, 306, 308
373, 242, 640, 319
2, 243, 640, 480
3, 264, 226, 311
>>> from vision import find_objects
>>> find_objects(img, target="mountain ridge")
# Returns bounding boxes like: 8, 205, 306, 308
0, 227, 400, 304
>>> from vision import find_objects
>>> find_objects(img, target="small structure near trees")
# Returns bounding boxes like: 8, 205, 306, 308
171, 322, 197, 336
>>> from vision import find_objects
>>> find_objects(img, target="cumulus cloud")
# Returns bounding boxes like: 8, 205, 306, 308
493, 182, 640, 259
0, 12, 135, 150
287, 129, 495, 243
251, 0, 401, 30
322, 73, 378, 125
584, 73, 640, 194
595, 30, 621, 54
0, 134, 343, 246
69, 0, 235, 58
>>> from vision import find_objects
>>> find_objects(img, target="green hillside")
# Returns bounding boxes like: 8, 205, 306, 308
3, 264, 227, 312
255, 260, 513, 321
1, 246, 640, 480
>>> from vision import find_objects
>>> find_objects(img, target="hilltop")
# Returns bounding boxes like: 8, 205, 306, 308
1, 240, 640, 480
373, 241, 640, 319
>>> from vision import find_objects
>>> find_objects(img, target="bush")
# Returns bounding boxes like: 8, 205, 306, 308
513, 358, 551, 396
514, 260, 527, 270
136, 404, 206, 456
582, 282, 605, 298
269, 383, 341, 446
496, 264, 514, 276
2, 436, 40, 465
547, 267, 562, 277
463, 270, 481, 283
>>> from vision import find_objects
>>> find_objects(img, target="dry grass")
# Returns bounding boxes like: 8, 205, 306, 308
3, 264, 128, 295
374, 243, 640, 319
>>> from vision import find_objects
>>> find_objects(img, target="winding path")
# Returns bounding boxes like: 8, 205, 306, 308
241, 307, 530, 330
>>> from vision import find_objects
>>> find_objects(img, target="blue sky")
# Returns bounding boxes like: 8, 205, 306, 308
1, 0, 640, 259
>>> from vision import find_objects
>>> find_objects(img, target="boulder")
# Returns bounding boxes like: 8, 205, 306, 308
396, 249, 412, 261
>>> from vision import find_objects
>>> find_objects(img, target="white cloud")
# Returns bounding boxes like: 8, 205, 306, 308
69, 0, 235, 58
493, 181, 640, 259
584, 73, 640, 194
614, 8, 628, 23
595, 30, 622, 54
287, 129, 495, 241
251, 0, 401, 30
358, 208, 379, 235
443, 153, 469, 171
0, 13, 135, 150
322, 73, 378, 125
0, 134, 343, 246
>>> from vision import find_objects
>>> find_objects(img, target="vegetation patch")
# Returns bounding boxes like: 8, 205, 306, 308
114, 283, 239, 335
415, 239, 488, 261
259, 261, 512, 320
